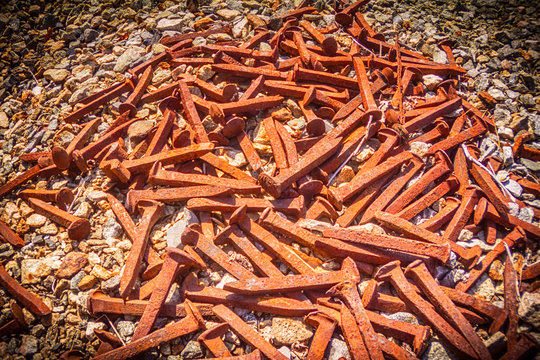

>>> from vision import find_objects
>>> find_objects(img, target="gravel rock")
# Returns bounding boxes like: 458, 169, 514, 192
422, 338, 458, 360
180, 340, 204, 359
271, 317, 313, 346
216, 9, 241, 20
78, 274, 97, 290
518, 292, 540, 330
55, 252, 88, 279
423, 74, 443, 90
471, 273, 495, 301
114, 47, 145, 73
21, 258, 52, 284
166, 208, 198, 247
116, 320, 135, 338
101, 275, 121, 291
85, 321, 105, 338
102, 218, 123, 239
26, 214, 47, 227
326, 338, 351, 360
128, 120, 155, 142
156, 18, 183, 31
43, 69, 70, 83
19, 335, 39, 356
0, 111, 8, 128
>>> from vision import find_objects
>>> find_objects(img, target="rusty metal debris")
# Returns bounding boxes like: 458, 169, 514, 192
1, 1, 539, 359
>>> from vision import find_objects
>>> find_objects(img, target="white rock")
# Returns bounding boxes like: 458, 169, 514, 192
487, 88, 506, 101
128, 120, 154, 141
21, 259, 52, 284
297, 219, 332, 233
156, 18, 183, 31
421, 338, 456, 360
43, 68, 70, 82
385, 312, 420, 325
85, 321, 106, 338
498, 127, 514, 140
225, 149, 247, 167
26, 214, 47, 227
471, 273, 495, 301
116, 320, 135, 338
232, 17, 248, 38
518, 207, 534, 223
422, 74, 443, 91
277, 346, 291, 359
166, 208, 198, 247
0, 111, 9, 128
504, 179, 522, 198
457, 229, 474, 242
73, 202, 92, 218
114, 47, 145, 73
433, 49, 448, 64
87, 191, 108, 202
349, 223, 386, 235
197, 64, 215, 81
103, 218, 123, 239
271, 317, 313, 346
518, 292, 540, 330
216, 9, 241, 20
410, 141, 431, 157
216, 273, 236, 289
327, 338, 351, 360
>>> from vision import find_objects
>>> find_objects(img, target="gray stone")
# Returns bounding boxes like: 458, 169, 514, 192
529, 114, 540, 137
519, 94, 536, 108
166, 208, 198, 247
502, 146, 514, 167
114, 47, 145, 73
433, 49, 448, 64
156, 18, 183, 31
520, 158, 540, 172
85, 321, 105, 338
474, 74, 491, 92
0, 111, 8, 128
43, 68, 70, 82
487, 87, 506, 101
518, 207, 535, 223
70, 271, 86, 290
216, 9, 241, 20
102, 218, 123, 239
497, 127, 513, 140
19, 335, 38, 356
86, 191, 108, 203
326, 338, 350, 360
422, 338, 457, 360
471, 273, 495, 301
26, 214, 47, 227
192, 36, 206, 47
504, 179, 522, 198
21, 259, 52, 284
422, 74, 443, 91
385, 312, 419, 325
272, 317, 313, 346
441, 268, 466, 288
116, 320, 135, 338
127, 120, 154, 142
180, 340, 204, 359
493, 108, 511, 126
518, 292, 540, 330
101, 275, 120, 291
83, 28, 99, 43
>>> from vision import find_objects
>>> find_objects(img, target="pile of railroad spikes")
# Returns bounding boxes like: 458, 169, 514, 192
0, 0, 539, 359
